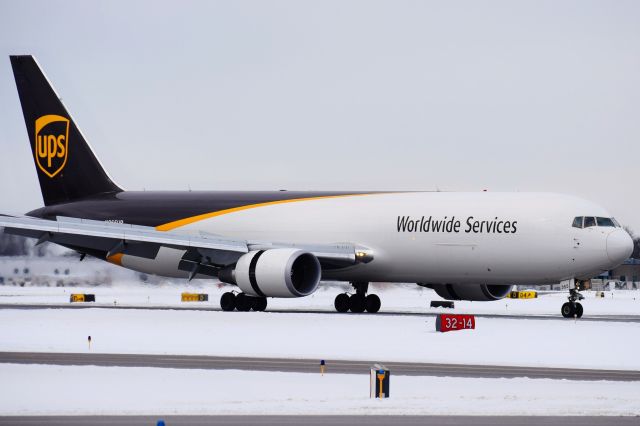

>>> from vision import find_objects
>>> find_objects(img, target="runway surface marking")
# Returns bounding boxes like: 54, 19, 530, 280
0, 416, 638, 426
0, 303, 637, 322
0, 351, 638, 381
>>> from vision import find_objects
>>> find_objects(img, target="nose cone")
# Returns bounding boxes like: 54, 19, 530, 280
606, 229, 634, 264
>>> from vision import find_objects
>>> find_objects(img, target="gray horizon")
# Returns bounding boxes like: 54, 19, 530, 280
0, 0, 638, 232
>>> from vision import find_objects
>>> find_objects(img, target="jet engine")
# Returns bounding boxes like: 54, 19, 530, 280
427, 283, 512, 301
219, 248, 321, 298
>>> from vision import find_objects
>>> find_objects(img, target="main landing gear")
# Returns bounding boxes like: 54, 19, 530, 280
561, 287, 584, 318
334, 282, 381, 313
220, 292, 267, 312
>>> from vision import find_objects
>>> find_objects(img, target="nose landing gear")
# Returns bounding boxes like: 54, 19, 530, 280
561, 287, 584, 318
334, 282, 381, 313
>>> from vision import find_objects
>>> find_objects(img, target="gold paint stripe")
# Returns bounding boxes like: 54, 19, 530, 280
155, 193, 378, 232
106, 253, 124, 266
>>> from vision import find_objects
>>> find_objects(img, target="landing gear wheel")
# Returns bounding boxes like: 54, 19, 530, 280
561, 302, 575, 318
562, 286, 586, 318
365, 294, 381, 313
220, 292, 236, 312
252, 297, 268, 312
334, 293, 350, 313
349, 294, 366, 313
235, 293, 252, 312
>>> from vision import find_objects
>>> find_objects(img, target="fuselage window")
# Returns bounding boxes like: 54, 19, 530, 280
572, 217, 583, 228
612, 218, 621, 227
596, 217, 616, 227
583, 217, 596, 228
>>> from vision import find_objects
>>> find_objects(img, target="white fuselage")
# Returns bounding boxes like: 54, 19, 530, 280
117, 192, 632, 286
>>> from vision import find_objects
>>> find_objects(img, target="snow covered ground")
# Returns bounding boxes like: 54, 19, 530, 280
1, 283, 639, 416
1, 363, 638, 416
0, 286, 639, 370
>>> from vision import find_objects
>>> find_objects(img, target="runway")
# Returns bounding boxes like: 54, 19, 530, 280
0, 303, 638, 322
0, 416, 638, 426
1, 351, 638, 381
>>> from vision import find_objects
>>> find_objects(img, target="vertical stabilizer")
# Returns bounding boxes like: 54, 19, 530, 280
10, 55, 122, 206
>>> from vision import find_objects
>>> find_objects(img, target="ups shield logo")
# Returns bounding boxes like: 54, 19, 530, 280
35, 115, 69, 178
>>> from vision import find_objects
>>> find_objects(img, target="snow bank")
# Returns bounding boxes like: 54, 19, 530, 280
1, 364, 638, 416
0, 306, 638, 370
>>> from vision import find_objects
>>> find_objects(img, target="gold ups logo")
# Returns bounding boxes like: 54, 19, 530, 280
35, 115, 69, 178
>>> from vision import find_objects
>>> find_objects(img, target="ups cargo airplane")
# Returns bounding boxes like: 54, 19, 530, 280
0, 56, 634, 318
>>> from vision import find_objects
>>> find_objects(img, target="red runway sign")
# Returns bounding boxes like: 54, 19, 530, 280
436, 314, 475, 332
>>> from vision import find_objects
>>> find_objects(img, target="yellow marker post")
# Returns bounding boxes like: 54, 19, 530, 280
377, 371, 386, 399
320, 360, 326, 376
370, 364, 390, 398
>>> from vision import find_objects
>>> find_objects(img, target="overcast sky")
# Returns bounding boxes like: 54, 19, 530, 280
0, 1, 638, 231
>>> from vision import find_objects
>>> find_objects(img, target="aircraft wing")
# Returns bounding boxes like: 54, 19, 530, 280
0, 215, 362, 275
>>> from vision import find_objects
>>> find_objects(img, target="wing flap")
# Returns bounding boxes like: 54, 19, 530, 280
0, 215, 248, 253
0, 215, 370, 270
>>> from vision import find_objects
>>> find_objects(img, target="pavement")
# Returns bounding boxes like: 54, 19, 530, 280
1, 351, 638, 381
0, 303, 638, 322
1, 416, 639, 426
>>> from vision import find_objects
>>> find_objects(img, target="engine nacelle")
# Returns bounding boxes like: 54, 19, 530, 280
429, 284, 512, 301
224, 248, 321, 298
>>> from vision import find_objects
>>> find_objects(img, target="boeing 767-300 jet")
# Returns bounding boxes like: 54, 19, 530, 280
0, 55, 633, 317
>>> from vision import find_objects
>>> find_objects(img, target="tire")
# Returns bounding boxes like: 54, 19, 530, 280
350, 294, 366, 313
334, 293, 350, 313
253, 297, 268, 312
236, 293, 252, 312
220, 292, 236, 312
365, 294, 381, 313
561, 302, 575, 318
575, 303, 583, 318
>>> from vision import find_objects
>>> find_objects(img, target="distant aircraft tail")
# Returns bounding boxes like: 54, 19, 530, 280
10, 55, 122, 206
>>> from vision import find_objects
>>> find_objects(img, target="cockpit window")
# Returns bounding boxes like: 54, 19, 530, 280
572, 216, 620, 228
596, 217, 615, 227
